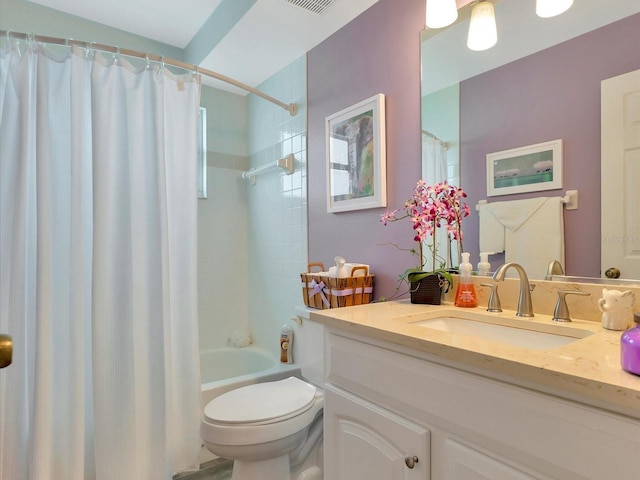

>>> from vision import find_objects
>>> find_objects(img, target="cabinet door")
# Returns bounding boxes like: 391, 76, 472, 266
325, 385, 430, 480
439, 438, 539, 480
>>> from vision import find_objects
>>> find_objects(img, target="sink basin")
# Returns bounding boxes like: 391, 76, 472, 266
411, 313, 594, 350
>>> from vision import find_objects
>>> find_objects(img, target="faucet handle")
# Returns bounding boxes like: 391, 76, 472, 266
553, 290, 590, 323
480, 283, 502, 313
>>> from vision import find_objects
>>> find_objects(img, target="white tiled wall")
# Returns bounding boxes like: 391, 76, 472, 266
197, 87, 250, 352
197, 57, 307, 354
198, 166, 249, 350
246, 56, 308, 353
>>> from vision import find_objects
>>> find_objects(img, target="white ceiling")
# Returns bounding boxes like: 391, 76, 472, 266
421, 0, 640, 95
29, 0, 379, 94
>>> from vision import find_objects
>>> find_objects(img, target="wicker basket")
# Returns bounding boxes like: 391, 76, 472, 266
301, 262, 374, 309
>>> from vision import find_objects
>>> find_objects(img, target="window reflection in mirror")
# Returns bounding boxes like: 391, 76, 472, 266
198, 107, 207, 199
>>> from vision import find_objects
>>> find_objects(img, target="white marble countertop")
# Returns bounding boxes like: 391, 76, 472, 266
309, 300, 640, 419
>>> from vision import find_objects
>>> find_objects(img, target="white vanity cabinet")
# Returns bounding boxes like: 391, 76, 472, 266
323, 329, 640, 480
325, 385, 430, 479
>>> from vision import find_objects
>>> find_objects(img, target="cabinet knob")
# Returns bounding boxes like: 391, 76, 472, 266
0, 334, 12, 369
404, 455, 419, 469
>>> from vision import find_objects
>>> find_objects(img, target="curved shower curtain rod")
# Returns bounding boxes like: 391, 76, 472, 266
421, 129, 448, 149
0, 30, 298, 116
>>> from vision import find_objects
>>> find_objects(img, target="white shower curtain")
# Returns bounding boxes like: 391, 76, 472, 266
420, 132, 457, 268
421, 132, 448, 186
0, 41, 201, 479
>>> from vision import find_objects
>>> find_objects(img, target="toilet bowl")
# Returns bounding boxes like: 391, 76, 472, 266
200, 376, 324, 480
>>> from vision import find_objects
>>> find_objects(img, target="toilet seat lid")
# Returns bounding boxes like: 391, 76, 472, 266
204, 376, 317, 425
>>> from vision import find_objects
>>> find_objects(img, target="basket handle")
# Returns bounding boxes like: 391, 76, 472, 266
308, 262, 325, 273
353, 275, 362, 303
350, 265, 369, 276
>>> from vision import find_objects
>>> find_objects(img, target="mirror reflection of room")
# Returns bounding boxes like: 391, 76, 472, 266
421, 0, 640, 281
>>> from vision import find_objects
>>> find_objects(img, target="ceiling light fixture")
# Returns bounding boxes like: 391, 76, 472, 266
536, 0, 574, 18
467, 0, 497, 52
425, 0, 459, 29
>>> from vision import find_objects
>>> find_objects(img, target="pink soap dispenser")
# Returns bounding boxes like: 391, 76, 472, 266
621, 312, 640, 376
454, 252, 478, 308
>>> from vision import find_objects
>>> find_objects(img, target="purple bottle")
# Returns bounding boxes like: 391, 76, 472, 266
621, 312, 640, 376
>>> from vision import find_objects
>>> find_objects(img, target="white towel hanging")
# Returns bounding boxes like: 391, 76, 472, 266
478, 197, 565, 279
478, 202, 505, 253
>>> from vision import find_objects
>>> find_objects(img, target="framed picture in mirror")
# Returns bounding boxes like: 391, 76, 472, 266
486, 139, 563, 197
325, 93, 386, 213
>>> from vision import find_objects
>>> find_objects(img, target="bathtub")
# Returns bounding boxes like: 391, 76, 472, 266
200, 347, 301, 408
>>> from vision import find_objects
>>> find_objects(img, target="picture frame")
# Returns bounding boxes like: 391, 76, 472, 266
486, 139, 563, 197
326, 93, 386, 213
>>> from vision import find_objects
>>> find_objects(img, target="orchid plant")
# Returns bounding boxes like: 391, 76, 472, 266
380, 180, 471, 286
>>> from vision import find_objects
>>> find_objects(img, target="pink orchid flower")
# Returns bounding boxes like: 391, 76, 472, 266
379, 180, 471, 271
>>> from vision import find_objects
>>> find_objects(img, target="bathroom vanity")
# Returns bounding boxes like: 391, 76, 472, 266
310, 302, 640, 479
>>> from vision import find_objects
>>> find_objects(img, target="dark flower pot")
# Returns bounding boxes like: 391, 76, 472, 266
410, 274, 445, 305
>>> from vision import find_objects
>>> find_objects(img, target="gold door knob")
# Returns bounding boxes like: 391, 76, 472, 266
0, 334, 13, 369
605, 267, 621, 279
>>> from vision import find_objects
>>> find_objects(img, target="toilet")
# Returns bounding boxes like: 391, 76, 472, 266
200, 311, 324, 480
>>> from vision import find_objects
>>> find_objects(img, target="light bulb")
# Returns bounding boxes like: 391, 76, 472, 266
426, 0, 458, 29
467, 1, 497, 51
536, 0, 574, 18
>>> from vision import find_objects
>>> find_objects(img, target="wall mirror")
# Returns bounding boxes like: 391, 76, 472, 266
421, 0, 640, 283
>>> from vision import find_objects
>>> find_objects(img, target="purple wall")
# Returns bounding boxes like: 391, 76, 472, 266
308, 3, 639, 293
307, 0, 425, 300
460, 13, 640, 278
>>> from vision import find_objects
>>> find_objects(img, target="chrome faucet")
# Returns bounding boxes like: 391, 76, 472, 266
544, 259, 565, 280
492, 262, 534, 317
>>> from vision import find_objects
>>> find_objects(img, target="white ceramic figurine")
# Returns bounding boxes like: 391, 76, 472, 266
598, 289, 636, 331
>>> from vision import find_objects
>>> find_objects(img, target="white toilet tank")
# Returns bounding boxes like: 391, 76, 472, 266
292, 307, 324, 387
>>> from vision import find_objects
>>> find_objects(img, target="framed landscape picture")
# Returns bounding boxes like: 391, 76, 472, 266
486, 139, 563, 197
326, 94, 386, 213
